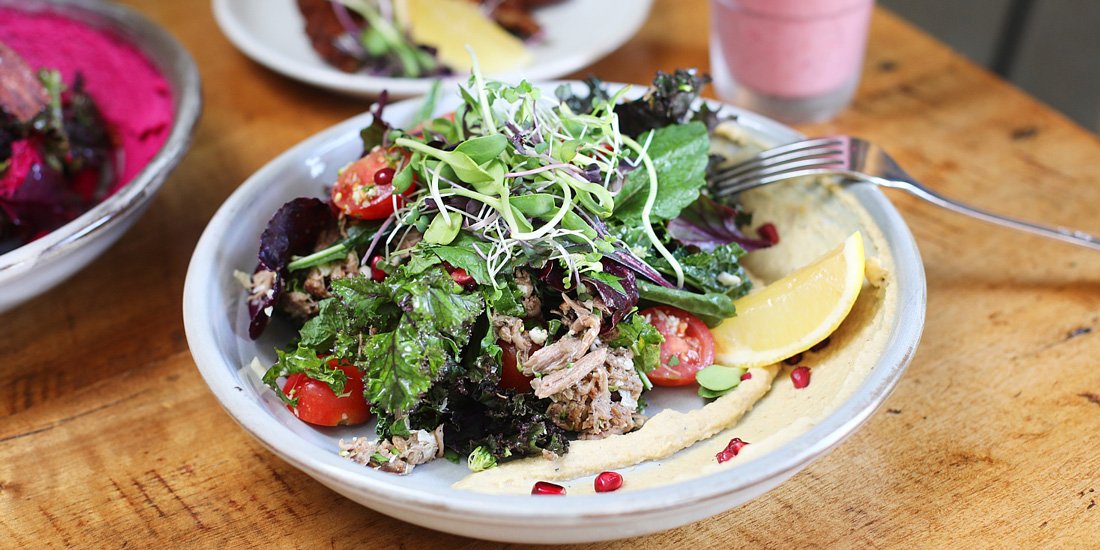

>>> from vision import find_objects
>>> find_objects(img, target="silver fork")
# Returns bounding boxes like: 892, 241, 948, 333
709, 136, 1100, 250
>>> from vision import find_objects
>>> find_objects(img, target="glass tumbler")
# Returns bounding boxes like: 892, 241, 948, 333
709, 0, 874, 124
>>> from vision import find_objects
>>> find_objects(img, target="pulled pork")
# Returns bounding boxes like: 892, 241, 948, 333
519, 295, 646, 439
339, 426, 445, 475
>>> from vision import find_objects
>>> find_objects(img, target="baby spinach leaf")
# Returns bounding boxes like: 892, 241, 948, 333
613, 121, 709, 224
637, 280, 736, 327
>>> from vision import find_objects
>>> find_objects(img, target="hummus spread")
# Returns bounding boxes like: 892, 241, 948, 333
454, 129, 899, 495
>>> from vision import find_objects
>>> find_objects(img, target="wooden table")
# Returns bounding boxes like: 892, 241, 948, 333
3, 1, 1098, 547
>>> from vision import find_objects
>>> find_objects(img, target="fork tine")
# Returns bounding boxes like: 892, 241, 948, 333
711, 136, 846, 180
712, 157, 846, 197
751, 136, 846, 160
714, 145, 846, 182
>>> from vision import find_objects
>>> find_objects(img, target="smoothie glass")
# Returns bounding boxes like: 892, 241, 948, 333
709, 0, 873, 124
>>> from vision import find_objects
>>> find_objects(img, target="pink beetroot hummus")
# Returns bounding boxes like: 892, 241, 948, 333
0, 7, 174, 194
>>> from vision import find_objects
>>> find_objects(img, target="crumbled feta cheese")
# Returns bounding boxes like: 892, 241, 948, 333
717, 272, 742, 288
529, 326, 548, 345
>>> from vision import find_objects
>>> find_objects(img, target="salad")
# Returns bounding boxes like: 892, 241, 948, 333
245, 65, 782, 476
298, 0, 561, 78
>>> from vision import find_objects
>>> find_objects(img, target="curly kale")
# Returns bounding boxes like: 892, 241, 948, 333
615, 69, 711, 137
379, 350, 570, 463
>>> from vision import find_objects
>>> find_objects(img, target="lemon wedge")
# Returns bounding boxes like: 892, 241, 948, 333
712, 231, 866, 368
395, 0, 531, 74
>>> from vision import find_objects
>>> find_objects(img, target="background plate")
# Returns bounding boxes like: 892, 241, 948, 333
212, 0, 654, 97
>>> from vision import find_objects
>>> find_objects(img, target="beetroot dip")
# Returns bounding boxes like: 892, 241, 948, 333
0, 7, 174, 195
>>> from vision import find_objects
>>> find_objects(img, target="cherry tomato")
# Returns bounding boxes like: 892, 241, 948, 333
449, 267, 476, 288
499, 340, 540, 392
282, 360, 371, 426
331, 146, 414, 220
639, 306, 716, 387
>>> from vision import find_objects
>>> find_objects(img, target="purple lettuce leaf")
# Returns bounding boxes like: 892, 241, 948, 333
574, 209, 674, 288
537, 260, 639, 334
249, 197, 336, 339
667, 194, 774, 252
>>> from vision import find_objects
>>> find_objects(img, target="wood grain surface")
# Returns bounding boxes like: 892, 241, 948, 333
2, 1, 1098, 547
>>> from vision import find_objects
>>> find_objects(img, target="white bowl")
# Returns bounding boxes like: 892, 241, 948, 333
184, 87, 925, 543
0, 0, 202, 313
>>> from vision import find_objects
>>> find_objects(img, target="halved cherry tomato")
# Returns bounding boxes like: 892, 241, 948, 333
331, 146, 415, 219
499, 340, 540, 392
282, 360, 371, 426
639, 306, 716, 387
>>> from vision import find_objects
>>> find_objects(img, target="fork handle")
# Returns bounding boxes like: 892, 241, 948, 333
879, 177, 1100, 251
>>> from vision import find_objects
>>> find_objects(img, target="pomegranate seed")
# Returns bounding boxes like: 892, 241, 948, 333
757, 222, 780, 245
531, 481, 566, 495
784, 353, 803, 365
715, 437, 749, 464
369, 256, 387, 281
594, 471, 623, 493
791, 366, 811, 389
374, 167, 395, 186
740, 371, 752, 381
810, 337, 831, 353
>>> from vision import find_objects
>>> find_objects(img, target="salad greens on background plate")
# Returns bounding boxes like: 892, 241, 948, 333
183, 67, 925, 542
212, 0, 654, 98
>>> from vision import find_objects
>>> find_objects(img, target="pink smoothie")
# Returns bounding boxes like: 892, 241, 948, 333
711, 0, 872, 99
0, 7, 173, 193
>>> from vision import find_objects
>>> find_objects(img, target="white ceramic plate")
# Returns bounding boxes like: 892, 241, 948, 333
183, 85, 926, 543
211, 0, 654, 98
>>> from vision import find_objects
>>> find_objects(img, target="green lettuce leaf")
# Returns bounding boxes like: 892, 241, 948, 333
613, 121, 709, 224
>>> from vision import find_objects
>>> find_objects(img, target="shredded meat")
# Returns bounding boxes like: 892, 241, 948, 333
514, 269, 542, 317
249, 269, 277, 304
523, 295, 600, 375
532, 347, 606, 398
493, 314, 533, 356
280, 291, 318, 319
520, 296, 647, 439
545, 348, 645, 439
303, 251, 360, 299
339, 426, 444, 475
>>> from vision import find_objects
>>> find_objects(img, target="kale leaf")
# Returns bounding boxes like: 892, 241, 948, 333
607, 314, 664, 376
261, 344, 348, 406
285, 266, 484, 417
615, 69, 711, 137
612, 121, 709, 224
651, 242, 753, 300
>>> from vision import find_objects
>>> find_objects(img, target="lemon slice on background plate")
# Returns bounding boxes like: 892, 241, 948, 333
395, 0, 532, 74
712, 231, 866, 368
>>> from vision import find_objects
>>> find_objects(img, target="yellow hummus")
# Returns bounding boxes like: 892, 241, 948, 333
454, 128, 899, 495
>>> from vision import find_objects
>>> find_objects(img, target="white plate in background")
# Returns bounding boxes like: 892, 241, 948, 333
212, 0, 654, 97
